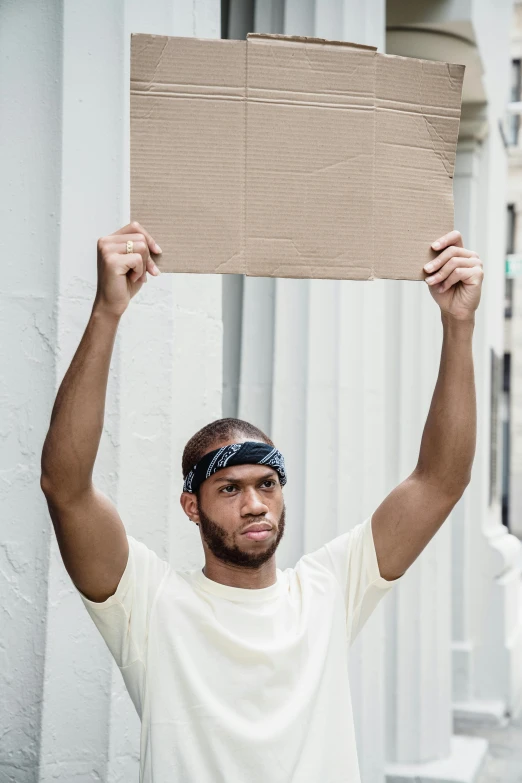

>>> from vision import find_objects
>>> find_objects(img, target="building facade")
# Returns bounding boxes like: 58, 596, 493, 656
506, 1, 522, 542
1, 0, 521, 781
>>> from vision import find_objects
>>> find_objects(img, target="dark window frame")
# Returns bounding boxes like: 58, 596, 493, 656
509, 59, 521, 146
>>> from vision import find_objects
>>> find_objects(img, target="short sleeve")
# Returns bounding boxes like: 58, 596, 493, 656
300, 516, 402, 645
75, 535, 170, 669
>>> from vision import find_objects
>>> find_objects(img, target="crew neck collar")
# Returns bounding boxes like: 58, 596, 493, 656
192, 567, 283, 602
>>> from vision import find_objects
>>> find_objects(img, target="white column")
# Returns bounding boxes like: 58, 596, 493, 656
469, 120, 522, 722
339, 279, 390, 783
237, 277, 275, 432
38, 2, 222, 782
0, 2, 62, 781
38, 3, 129, 781
254, 0, 285, 34
108, 4, 222, 783
270, 278, 309, 568
384, 270, 489, 781
382, 121, 489, 783
385, 282, 454, 765
448, 117, 522, 731
265, 4, 391, 783
451, 139, 495, 718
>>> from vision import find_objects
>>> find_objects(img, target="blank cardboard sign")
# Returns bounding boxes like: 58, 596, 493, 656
130, 32, 464, 280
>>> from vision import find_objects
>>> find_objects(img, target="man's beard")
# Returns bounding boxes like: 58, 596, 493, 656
197, 503, 286, 569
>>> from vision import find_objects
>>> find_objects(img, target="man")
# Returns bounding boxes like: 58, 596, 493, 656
41, 221, 483, 782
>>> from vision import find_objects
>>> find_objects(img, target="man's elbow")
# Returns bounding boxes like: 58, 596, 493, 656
447, 478, 470, 505
40, 472, 57, 499
447, 466, 473, 500
40, 472, 91, 507
40, 471, 66, 502
414, 466, 472, 505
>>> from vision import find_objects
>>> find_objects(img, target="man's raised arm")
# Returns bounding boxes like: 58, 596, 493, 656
371, 230, 484, 582
40, 222, 162, 602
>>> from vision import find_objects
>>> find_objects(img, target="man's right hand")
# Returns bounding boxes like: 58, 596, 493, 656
93, 221, 162, 318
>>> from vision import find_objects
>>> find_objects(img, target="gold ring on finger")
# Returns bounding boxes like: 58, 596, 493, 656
126, 240, 133, 254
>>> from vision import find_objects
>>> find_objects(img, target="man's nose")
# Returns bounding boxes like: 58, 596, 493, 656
241, 488, 269, 515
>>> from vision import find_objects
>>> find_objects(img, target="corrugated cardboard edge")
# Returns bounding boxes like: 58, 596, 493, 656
247, 32, 378, 52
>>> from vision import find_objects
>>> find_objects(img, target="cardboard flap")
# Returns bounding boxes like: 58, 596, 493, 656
130, 34, 247, 275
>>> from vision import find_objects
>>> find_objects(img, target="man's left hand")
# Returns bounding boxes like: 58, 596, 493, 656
423, 230, 484, 321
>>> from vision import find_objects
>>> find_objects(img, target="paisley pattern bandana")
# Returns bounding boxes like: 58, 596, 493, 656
183, 441, 287, 494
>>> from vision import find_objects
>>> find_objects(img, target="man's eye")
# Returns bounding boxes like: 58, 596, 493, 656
262, 480, 276, 488
221, 485, 237, 493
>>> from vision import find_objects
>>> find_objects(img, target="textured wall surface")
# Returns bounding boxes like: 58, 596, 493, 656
1, 1, 221, 782
0, 2, 63, 781
1, 1, 520, 782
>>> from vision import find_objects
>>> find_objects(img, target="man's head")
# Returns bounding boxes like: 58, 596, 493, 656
180, 418, 286, 569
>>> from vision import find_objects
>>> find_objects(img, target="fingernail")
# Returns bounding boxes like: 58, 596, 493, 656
432, 241, 440, 250
154, 243, 162, 253
426, 275, 435, 283
425, 263, 434, 272
154, 265, 161, 275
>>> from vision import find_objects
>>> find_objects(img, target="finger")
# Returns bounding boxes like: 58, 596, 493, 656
122, 252, 145, 282
144, 251, 161, 276
113, 221, 162, 255
114, 234, 161, 276
438, 265, 484, 293
425, 255, 480, 286
424, 245, 478, 275
431, 230, 463, 252
125, 239, 160, 276
110, 237, 159, 279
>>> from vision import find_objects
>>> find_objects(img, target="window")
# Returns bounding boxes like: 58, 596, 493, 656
490, 349, 502, 506
502, 353, 511, 528
505, 204, 516, 318
508, 59, 521, 146
505, 278, 514, 319
507, 203, 516, 255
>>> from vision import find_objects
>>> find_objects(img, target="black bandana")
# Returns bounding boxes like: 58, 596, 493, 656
183, 441, 287, 494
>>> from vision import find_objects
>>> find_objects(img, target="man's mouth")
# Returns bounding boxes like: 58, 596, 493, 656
243, 530, 271, 541
241, 523, 272, 541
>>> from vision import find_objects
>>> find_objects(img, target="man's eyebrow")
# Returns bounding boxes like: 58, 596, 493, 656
212, 471, 278, 485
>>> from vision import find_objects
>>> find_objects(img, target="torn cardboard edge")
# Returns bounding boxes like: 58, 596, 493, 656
247, 32, 378, 52
130, 32, 465, 281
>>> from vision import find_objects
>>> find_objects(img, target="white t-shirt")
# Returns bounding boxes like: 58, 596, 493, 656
77, 515, 400, 782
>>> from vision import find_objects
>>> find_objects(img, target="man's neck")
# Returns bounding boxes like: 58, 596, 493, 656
202, 555, 277, 590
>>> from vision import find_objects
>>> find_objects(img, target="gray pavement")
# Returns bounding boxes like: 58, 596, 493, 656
459, 716, 522, 783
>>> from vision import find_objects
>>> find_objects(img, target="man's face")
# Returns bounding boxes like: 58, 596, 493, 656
183, 458, 286, 569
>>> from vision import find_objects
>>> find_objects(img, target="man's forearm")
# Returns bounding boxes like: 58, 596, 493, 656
415, 313, 476, 496
41, 306, 121, 501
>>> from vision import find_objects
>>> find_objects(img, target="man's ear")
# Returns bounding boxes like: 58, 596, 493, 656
180, 491, 200, 525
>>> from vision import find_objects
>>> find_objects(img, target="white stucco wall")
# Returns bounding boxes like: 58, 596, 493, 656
1, 1, 519, 782
2, 1, 221, 782
0, 2, 63, 780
